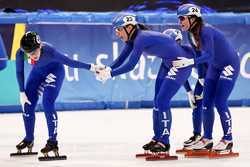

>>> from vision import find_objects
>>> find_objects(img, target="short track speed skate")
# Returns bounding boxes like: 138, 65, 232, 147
208, 140, 239, 159
135, 140, 156, 158
184, 138, 213, 158
10, 140, 38, 156
145, 143, 178, 161
38, 140, 67, 161
176, 134, 202, 154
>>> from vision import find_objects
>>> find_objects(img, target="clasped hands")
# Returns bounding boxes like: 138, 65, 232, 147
90, 64, 112, 83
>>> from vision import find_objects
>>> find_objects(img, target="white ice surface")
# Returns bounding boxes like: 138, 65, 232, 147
0, 107, 249, 167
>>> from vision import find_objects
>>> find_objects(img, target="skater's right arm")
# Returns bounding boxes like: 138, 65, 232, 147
53, 48, 91, 70
109, 42, 133, 70
94, 43, 133, 83
111, 43, 143, 77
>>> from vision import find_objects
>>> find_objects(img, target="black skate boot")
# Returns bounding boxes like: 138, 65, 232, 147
183, 134, 202, 148
10, 139, 38, 156
176, 134, 202, 154
146, 142, 178, 161
40, 140, 59, 156
150, 142, 170, 153
143, 140, 157, 151
136, 140, 157, 158
38, 140, 67, 161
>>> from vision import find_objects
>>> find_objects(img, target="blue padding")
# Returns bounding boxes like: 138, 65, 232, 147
0, 105, 21, 113
1, 100, 250, 113
141, 101, 154, 108
105, 101, 126, 109
53, 102, 106, 111
0, 13, 28, 23
1, 12, 250, 25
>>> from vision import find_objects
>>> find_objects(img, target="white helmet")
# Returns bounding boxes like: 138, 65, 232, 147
163, 29, 183, 41
177, 4, 201, 18
113, 14, 138, 29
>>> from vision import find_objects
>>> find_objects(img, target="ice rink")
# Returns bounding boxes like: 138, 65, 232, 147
0, 107, 249, 167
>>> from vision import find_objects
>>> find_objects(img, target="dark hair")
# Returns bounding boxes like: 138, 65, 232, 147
137, 23, 149, 30
189, 16, 203, 33
189, 16, 204, 50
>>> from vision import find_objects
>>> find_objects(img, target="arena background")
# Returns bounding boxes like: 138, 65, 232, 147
0, 0, 250, 113
0, 0, 249, 12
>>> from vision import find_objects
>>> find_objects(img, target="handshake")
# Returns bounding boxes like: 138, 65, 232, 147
90, 64, 112, 83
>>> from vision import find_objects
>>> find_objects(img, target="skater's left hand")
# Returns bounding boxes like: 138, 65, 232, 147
90, 64, 109, 83
96, 66, 112, 84
198, 78, 204, 86
20, 92, 31, 111
90, 63, 105, 73
187, 91, 196, 109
